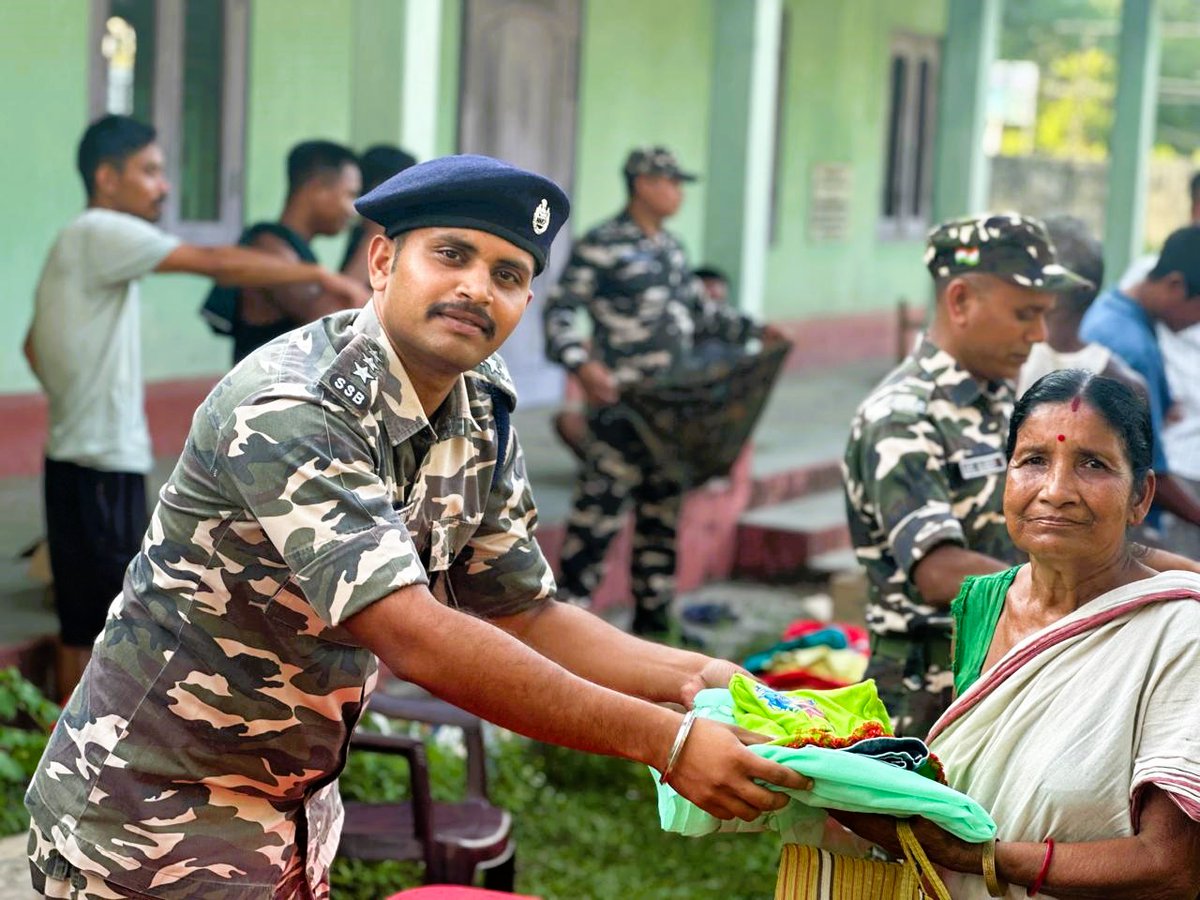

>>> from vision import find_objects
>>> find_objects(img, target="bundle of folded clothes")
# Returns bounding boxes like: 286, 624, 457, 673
743, 620, 870, 690
654, 675, 994, 846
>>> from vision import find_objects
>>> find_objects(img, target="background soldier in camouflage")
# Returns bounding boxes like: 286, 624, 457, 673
25, 155, 806, 899
543, 146, 772, 635
842, 214, 1092, 737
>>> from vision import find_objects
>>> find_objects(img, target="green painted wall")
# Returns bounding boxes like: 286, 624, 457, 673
138, 0, 357, 383
571, 0, 715, 252
242, 0, 355, 254
351, 0, 406, 150
2, 3, 90, 396
764, 0, 947, 320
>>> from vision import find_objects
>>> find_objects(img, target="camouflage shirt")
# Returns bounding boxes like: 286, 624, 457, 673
842, 337, 1019, 639
543, 211, 759, 384
26, 303, 553, 899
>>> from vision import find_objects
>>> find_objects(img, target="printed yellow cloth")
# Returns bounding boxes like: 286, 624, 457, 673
729, 674, 891, 746
762, 648, 870, 688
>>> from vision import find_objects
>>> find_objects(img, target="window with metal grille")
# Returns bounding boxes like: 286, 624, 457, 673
880, 32, 939, 240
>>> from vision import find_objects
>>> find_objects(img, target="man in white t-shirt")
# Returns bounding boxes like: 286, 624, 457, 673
25, 115, 368, 699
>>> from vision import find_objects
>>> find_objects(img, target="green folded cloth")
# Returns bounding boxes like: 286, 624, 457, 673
655, 687, 996, 844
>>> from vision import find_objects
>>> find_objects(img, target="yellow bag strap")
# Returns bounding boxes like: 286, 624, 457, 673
896, 820, 952, 900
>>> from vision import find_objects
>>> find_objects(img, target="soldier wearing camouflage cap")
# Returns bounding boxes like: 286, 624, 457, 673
543, 146, 774, 635
25, 154, 807, 899
842, 212, 1092, 738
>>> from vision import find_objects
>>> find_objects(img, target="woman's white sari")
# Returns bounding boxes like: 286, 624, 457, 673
927, 570, 1200, 899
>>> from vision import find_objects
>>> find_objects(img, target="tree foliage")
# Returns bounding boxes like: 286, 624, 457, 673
1001, 0, 1199, 157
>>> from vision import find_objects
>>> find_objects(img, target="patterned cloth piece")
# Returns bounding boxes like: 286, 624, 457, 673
842, 337, 1020, 640
26, 303, 553, 899
728, 674, 893, 746
617, 340, 790, 486
655, 688, 992, 844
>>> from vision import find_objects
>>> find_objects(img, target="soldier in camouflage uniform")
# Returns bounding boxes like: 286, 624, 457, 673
842, 214, 1092, 738
25, 155, 807, 899
543, 147, 768, 635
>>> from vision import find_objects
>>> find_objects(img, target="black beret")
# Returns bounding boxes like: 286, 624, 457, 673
354, 154, 570, 275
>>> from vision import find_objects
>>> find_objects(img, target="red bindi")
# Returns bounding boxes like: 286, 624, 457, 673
1057, 434, 1066, 442
1070, 396, 1081, 412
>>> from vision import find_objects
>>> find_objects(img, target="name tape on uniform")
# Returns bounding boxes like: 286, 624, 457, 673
957, 451, 1006, 480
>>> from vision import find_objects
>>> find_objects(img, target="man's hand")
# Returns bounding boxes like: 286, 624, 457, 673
319, 270, 371, 309
576, 360, 619, 406
679, 657, 748, 708
760, 323, 790, 347
665, 717, 812, 821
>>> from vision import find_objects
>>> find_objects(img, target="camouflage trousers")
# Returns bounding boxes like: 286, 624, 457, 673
28, 820, 319, 899
557, 403, 684, 631
865, 632, 954, 740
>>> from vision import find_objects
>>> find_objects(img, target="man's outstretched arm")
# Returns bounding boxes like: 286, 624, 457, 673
156, 243, 367, 305
344, 584, 810, 822
491, 599, 741, 709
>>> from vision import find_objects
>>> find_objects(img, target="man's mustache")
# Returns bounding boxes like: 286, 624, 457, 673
427, 301, 496, 338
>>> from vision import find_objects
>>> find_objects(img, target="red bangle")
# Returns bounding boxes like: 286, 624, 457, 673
1026, 838, 1055, 896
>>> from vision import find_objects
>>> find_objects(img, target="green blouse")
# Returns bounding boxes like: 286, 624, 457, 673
950, 565, 1022, 695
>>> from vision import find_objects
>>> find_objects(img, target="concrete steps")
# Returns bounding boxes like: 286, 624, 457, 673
733, 488, 852, 581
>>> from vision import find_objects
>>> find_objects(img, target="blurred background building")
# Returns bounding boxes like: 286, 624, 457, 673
1, 0, 1194, 474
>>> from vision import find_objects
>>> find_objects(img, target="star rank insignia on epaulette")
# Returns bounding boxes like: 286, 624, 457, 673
320, 335, 384, 413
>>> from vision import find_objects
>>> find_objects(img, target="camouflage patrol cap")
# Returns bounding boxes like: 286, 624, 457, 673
623, 146, 699, 182
924, 212, 1093, 293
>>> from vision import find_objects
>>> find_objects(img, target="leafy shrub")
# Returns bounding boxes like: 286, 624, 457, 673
0, 668, 59, 837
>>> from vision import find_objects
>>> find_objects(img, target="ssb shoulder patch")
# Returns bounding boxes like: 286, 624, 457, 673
319, 334, 385, 413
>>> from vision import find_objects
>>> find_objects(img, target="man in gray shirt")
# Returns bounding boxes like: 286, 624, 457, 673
25, 115, 367, 700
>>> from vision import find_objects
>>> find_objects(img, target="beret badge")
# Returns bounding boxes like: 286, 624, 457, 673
532, 198, 551, 236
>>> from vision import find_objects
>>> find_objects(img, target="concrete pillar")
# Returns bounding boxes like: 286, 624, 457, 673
701, 0, 783, 317
931, 0, 1001, 221
400, 0, 444, 161
1104, 0, 1161, 279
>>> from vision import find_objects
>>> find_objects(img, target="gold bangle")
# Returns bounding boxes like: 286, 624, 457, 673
982, 838, 1007, 897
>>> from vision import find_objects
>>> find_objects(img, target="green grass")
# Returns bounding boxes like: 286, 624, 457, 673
333, 725, 783, 899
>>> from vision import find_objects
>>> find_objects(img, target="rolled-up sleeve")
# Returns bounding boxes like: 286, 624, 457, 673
217, 395, 428, 626
446, 427, 555, 619
859, 413, 964, 577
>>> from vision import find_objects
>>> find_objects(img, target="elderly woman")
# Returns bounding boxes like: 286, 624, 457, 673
836, 370, 1200, 898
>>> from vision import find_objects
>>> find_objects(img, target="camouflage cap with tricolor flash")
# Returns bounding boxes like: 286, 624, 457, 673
924, 212, 1093, 293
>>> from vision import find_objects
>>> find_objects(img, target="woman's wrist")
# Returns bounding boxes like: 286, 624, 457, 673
947, 837, 986, 874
